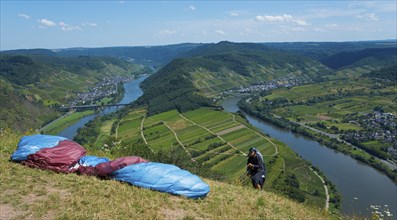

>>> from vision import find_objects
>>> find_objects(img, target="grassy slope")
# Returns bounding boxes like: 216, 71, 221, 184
89, 107, 336, 212
0, 129, 334, 220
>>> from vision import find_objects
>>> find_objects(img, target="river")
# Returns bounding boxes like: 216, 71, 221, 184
221, 97, 396, 218
57, 75, 147, 140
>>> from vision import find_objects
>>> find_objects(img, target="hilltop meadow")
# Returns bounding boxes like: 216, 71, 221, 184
0, 129, 338, 220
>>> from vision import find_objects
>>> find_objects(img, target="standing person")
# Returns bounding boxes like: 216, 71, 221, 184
246, 147, 266, 190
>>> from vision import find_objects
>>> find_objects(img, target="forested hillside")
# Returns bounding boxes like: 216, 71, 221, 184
364, 64, 397, 81
0, 83, 60, 131
0, 53, 146, 131
138, 41, 331, 115
137, 58, 215, 116
320, 47, 397, 69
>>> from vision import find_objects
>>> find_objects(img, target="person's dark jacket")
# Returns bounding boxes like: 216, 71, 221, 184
247, 154, 266, 176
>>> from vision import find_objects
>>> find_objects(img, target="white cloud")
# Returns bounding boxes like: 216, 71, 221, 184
215, 30, 226, 35
59, 21, 81, 31
356, 13, 379, 21
37, 18, 56, 27
18, 13, 31, 19
255, 14, 309, 26
229, 12, 239, 17
119, 1, 125, 4
82, 22, 97, 27
189, 6, 196, 11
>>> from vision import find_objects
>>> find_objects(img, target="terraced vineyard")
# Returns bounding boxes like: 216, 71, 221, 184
104, 107, 331, 209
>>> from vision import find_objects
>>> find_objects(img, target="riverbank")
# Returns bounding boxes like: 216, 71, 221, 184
238, 99, 397, 184
221, 96, 397, 217
40, 110, 95, 135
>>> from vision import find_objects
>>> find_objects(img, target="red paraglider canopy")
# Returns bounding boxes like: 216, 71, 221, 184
21, 140, 86, 173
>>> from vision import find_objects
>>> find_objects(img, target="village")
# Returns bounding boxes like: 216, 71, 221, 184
223, 74, 311, 94
68, 76, 134, 107
342, 111, 397, 160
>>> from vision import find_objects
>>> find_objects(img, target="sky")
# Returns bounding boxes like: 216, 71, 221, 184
1, 1, 396, 50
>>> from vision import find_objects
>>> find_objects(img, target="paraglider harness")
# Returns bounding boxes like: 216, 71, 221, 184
246, 147, 266, 190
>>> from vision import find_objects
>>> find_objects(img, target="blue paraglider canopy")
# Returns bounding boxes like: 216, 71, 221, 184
10, 135, 210, 199
110, 162, 210, 199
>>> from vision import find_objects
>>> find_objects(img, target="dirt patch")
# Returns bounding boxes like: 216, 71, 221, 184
169, 119, 190, 131
0, 203, 26, 220
216, 125, 245, 136
1, 186, 70, 220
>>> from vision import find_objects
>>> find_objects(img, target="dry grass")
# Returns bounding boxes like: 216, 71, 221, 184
0, 129, 339, 219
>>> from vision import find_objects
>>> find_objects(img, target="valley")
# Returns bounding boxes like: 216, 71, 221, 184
0, 54, 148, 131
2, 1, 397, 219
1, 40, 396, 219
238, 66, 397, 181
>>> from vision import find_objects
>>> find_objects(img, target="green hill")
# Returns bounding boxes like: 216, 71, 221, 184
320, 47, 397, 70
0, 53, 147, 131
138, 41, 331, 115
364, 63, 397, 81
0, 129, 334, 219
0, 82, 59, 132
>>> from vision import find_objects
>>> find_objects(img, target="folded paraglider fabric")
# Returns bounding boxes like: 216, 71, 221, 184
79, 155, 110, 167
10, 134, 210, 198
78, 155, 110, 175
95, 156, 148, 177
78, 156, 148, 176
110, 162, 210, 199
21, 140, 86, 173
11, 134, 67, 161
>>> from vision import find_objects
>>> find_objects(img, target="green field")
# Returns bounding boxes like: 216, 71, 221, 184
266, 79, 396, 127
92, 107, 331, 209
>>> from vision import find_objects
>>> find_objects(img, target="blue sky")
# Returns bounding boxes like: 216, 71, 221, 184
1, 1, 396, 50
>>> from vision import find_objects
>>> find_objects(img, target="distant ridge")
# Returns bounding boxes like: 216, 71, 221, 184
2, 43, 202, 68
320, 47, 397, 69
